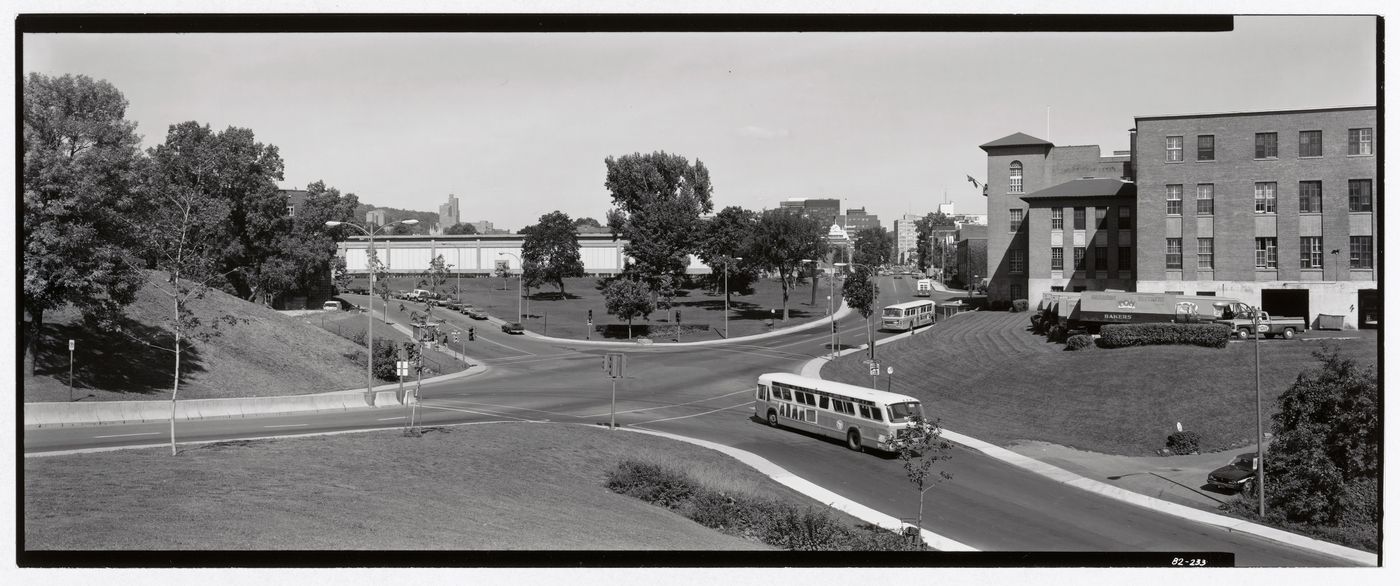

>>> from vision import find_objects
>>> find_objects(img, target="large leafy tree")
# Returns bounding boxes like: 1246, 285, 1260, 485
1263, 348, 1379, 526
22, 73, 148, 376
260, 180, 359, 305
750, 209, 826, 320
852, 226, 895, 268
697, 205, 760, 302
603, 151, 714, 291
601, 278, 654, 339
521, 210, 585, 297
443, 222, 478, 235
915, 212, 955, 272
841, 264, 880, 360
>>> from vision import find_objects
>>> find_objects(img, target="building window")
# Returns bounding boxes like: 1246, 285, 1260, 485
1255, 237, 1278, 269
1118, 246, 1132, 271
1008, 208, 1023, 233
1051, 208, 1063, 230
1166, 136, 1183, 162
1094, 246, 1107, 271
1073, 247, 1085, 270
1300, 236, 1323, 269
1118, 206, 1132, 229
1255, 132, 1278, 159
1010, 284, 1023, 300
1094, 207, 1106, 229
1349, 128, 1373, 156
1254, 182, 1277, 214
1165, 239, 1182, 270
1196, 184, 1214, 215
1073, 207, 1086, 230
1298, 181, 1322, 213
1197, 238, 1214, 270
1009, 161, 1023, 194
1349, 179, 1373, 212
1350, 236, 1373, 269
1197, 135, 1215, 161
1166, 185, 1183, 215
1298, 130, 1323, 157
286, 205, 296, 217
1051, 286, 1064, 292
1051, 247, 1064, 271
1009, 249, 1025, 274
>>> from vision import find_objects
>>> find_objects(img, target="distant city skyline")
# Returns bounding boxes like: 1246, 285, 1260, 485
22, 16, 1376, 231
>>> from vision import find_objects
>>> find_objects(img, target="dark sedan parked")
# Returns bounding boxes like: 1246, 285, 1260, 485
468, 309, 488, 320
1207, 452, 1258, 492
501, 322, 524, 334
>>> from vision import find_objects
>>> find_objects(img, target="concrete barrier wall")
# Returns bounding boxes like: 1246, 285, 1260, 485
24, 391, 385, 429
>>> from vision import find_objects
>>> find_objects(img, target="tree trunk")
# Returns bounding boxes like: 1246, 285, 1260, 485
170, 304, 181, 456
810, 266, 818, 306
24, 306, 43, 377
780, 274, 790, 320
627, 317, 633, 340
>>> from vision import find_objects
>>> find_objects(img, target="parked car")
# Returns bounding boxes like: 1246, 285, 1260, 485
322, 300, 342, 311
501, 322, 524, 334
468, 309, 488, 320
457, 304, 474, 314
1207, 452, 1258, 492
443, 301, 462, 311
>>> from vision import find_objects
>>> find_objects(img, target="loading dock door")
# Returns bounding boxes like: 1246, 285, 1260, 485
1358, 289, 1380, 329
1261, 289, 1310, 322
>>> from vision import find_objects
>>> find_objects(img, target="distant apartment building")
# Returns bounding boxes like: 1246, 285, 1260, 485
938, 202, 956, 216
893, 213, 920, 264
839, 207, 881, 234
438, 193, 460, 229
366, 209, 388, 226
778, 197, 842, 228
1132, 106, 1377, 328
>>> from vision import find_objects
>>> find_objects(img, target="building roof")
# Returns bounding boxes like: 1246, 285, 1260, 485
956, 225, 987, 241
979, 132, 1053, 151
1020, 178, 1135, 202
1135, 105, 1375, 123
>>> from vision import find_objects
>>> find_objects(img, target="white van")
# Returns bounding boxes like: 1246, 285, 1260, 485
915, 279, 932, 297
410, 289, 434, 301
322, 300, 342, 311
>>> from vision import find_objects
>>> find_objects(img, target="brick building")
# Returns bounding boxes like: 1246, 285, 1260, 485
1133, 106, 1377, 328
980, 133, 1132, 305
955, 224, 987, 289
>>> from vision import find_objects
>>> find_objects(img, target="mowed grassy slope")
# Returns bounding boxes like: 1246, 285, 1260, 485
23, 424, 809, 550
24, 272, 369, 403
824, 311, 1379, 456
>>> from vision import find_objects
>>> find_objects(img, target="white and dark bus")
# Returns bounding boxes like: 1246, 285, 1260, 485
754, 373, 927, 453
881, 299, 936, 331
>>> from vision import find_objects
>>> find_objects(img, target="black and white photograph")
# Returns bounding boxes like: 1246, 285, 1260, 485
9, 2, 1390, 583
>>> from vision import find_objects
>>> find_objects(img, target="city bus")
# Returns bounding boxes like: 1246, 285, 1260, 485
881, 300, 936, 331
754, 373, 928, 453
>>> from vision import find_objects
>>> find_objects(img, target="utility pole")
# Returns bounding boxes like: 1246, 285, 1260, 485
1254, 310, 1266, 518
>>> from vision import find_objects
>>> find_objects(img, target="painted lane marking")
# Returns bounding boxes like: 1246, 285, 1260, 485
428, 399, 576, 418
263, 424, 309, 429
577, 387, 754, 419
632, 401, 755, 426
421, 404, 539, 422
92, 432, 161, 439
477, 335, 536, 356
376, 417, 407, 421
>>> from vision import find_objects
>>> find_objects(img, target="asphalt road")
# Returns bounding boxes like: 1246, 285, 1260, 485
22, 276, 1357, 566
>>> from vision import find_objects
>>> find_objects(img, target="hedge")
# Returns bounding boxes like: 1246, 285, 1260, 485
1065, 334, 1094, 351
1096, 322, 1230, 349
1166, 430, 1202, 455
1010, 299, 1029, 313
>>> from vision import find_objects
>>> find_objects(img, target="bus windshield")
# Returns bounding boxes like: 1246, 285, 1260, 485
883, 308, 905, 318
887, 401, 923, 422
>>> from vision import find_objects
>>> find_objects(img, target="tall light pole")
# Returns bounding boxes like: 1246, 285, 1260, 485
1253, 309, 1266, 518
326, 218, 419, 403
498, 252, 522, 323
724, 256, 743, 339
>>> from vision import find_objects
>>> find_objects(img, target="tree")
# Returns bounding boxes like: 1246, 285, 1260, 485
418, 254, 453, 325
750, 209, 826, 320
259, 180, 359, 306
852, 226, 895, 268
368, 249, 393, 322
1262, 347, 1378, 525
22, 73, 148, 376
573, 216, 603, 229
520, 210, 586, 298
841, 264, 880, 360
896, 415, 955, 545
603, 151, 714, 291
331, 257, 352, 294
139, 122, 251, 455
914, 212, 955, 272
697, 205, 760, 301
601, 278, 654, 339
443, 222, 478, 235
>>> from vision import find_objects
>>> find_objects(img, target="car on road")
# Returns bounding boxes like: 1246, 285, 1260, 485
468, 309, 488, 320
457, 304, 475, 314
501, 322, 524, 334
893, 275, 903, 279
1207, 452, 1258, 492
322, 300, 342, 311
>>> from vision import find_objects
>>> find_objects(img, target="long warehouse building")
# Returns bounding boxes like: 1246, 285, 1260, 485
336, 233, 712, 275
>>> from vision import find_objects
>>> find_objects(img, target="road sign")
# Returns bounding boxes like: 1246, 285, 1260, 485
887, 366, 894, 375
604, 352, 626, 379
396, 361, 410, 377
69, 339, 75, 351
868, 367, 879, 376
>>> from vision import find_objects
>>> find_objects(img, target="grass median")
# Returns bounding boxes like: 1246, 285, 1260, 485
823, 311, 1378, 456
24, 423, 894, 550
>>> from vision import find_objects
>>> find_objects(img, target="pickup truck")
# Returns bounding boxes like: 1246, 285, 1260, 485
1218, 309, 1307, 339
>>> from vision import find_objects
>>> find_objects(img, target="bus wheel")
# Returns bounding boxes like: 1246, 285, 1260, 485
767, 410, 779, 427
846, 430, 863, 452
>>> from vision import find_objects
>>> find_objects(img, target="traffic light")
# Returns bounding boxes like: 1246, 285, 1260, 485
588, 309, 593, 322
833, 321, 838, 334
675, 310, 681, 324
468, 327, 475, 341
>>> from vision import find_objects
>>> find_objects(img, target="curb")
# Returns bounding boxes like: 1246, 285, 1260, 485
492, 303, 857, 348
619, 425, 977, 552
798, 316, 1377, 566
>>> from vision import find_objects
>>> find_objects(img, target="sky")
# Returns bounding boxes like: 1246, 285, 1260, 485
22, 16, 1378, 231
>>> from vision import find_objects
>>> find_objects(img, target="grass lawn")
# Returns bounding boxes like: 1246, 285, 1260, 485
823, 311, 1379, 456
315, 307, 470, 379
23, 423, 873, 550
24, 272, 370, 403
346, 275, 843, 340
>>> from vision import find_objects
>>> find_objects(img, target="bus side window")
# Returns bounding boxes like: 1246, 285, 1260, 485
757, 385, 766, 400
870, 406, 884, 421
819, 396, 829, 409
858, 405, 871, 419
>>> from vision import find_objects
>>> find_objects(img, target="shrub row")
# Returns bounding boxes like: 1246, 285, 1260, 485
1064, 334, 1094, 351
1009, 299, 1029, 313
593, 324, 712, 339
1165, 430, 1201, 455
605, 460, 922, 551
1097, 323, 1230, 349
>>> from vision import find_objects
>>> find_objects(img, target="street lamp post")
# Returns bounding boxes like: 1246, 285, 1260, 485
724, 256, 744, 339
325, 218, 418, 404
1254, 309, 1266, 518
498, 252, 523, 323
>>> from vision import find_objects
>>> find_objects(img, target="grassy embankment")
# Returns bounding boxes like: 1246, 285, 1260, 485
348, 275, 843, 340
824, 310, 1378, 456
24, 424, 890, 550
23, 274, 375, 403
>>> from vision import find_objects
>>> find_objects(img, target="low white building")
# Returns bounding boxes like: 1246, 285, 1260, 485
337, 233, 711, 275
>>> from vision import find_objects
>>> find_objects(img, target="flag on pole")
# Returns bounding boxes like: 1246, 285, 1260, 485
966, 175, 981, 189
